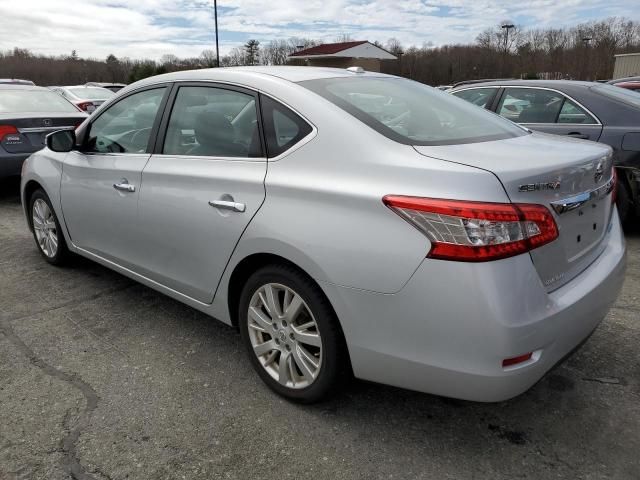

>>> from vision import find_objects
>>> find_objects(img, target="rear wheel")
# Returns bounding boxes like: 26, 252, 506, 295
616, 177, 634, 227
239, 264, 348, 403
29, 189, 69, 265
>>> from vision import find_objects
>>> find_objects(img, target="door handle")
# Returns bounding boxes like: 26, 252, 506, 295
113, 181, 136, 192
208, 200, 246, 212
567, 132, 589, 139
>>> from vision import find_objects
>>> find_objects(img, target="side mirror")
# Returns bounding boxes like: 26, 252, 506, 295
46, 129, 76, 153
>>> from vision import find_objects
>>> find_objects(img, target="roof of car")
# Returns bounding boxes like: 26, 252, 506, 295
133, 66, 392, 87
452, 79, 597, 90
0, 84, 50, 91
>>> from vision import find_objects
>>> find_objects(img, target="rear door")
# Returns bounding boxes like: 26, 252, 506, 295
136, 83, 268, 303
496, 87, 603, 141
60, 86, 169, 267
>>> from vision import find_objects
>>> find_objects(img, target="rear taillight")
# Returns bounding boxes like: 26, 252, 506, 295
0, 124, 18, 140
76, 101, 94, 112
612, 168, 618, 204
383, 196, 559, 262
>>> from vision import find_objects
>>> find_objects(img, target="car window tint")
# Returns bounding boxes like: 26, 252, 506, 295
557, 98, 597, 124
260, 95, 312, 156
300, 78, 525, 146
498, 88, 563, 124
163, 86, 261, 158
85, 88, 165, 154
451, 88, 496, 108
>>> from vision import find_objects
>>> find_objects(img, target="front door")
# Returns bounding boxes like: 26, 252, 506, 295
60, 86, 169, 268
136, 84, 268, 303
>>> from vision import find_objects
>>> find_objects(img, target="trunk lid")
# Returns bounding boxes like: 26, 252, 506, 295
0, 112, 86, 154
414, 132, 615, 291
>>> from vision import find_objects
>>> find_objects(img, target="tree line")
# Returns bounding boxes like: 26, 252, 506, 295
0, 17, 638, 87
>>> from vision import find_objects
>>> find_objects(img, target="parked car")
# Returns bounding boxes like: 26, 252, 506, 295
0, 84, 87, 177
50, 85, 115, 113
451, 80, 640, 224
0, 78, 35, 86
85, 82, 127, 93
21, 67, 625, 403
607, 76, 640, 85
614, 81, 640, 93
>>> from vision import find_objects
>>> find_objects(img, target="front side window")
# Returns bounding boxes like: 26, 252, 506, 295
261, 95, 312, 157
84, 87, 166, 154
497, 88, 564, 124
451, 88, 497, 109
299, 77, 526, 146
163, 86, 262, 157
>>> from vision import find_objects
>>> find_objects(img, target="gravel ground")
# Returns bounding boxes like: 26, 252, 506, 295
1, 177, 638, 480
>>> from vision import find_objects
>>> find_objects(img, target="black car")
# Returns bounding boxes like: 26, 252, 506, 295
450, 80, 640, 225
0, 85, 87, 178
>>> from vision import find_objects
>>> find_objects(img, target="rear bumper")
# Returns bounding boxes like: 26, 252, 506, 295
323, 209, 626, 402
0, 153, 29, 178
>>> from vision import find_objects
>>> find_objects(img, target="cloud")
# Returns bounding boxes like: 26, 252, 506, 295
0, 0, 636, 60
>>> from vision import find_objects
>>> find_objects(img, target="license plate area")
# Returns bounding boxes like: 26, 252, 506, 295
561, 196, 609, 262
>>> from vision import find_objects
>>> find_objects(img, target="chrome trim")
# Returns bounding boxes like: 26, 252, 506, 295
550, 174, 615, 214
19, 126, 76, 133
113, 182, 136, 193
208, 199, 246, 212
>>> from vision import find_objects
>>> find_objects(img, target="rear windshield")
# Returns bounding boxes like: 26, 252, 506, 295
299, 77, 527, 145
0, 89, 80, 113
591, 84, 640, 108
68, 87, 114, 100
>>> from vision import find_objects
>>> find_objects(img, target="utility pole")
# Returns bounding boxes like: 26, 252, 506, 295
582, 36, 592, 80
214, 0, 220, 67
501, 24, 514, 77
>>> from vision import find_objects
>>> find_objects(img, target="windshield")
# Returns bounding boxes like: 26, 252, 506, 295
0, 89, 80, 113
299, 77, 527, 145
69, 87, 114, 100
592, 84, 640, 108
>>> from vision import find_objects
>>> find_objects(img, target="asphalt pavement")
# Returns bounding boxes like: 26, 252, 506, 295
1, 177, 638, 480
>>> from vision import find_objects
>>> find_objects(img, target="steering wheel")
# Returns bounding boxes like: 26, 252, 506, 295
130, 127, 151, 152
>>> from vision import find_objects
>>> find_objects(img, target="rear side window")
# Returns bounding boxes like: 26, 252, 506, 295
162, 86, 261, 158
260, 95, 312, 157
0, 89, 79, 114
557, 99, 597, 124
451, 88, 497, 109
497, 88, 564, 123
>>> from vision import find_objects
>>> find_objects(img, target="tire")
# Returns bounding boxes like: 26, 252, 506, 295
29, 189, 70, 265
616, 177, 634, 228
239, 264, 349, 403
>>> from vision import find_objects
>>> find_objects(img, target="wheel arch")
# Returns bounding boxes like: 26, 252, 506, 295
226, 253, 340, 332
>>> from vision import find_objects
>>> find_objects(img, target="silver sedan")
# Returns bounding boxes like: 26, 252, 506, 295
21, 67, 626, 403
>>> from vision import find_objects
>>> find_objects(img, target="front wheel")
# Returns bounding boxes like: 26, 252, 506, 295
29, 189, 70, 265
239, 265, 348, 403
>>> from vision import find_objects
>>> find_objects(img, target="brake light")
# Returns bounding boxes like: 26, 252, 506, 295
0, 124, 18, 140
76, 101, 94, 112
382, 196, 559, 262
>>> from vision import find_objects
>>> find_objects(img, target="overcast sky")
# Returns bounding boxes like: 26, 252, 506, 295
0, 0, 637, 60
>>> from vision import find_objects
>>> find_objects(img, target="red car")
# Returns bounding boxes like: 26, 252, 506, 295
614, 81, 640, 92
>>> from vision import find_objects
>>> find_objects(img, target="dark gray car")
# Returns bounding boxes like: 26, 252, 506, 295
451, 80, 640, 224
0, 85, 87, 177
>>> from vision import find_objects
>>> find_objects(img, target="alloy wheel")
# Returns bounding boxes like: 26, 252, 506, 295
32, 199, 58, 258
247, 283, 322, 389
